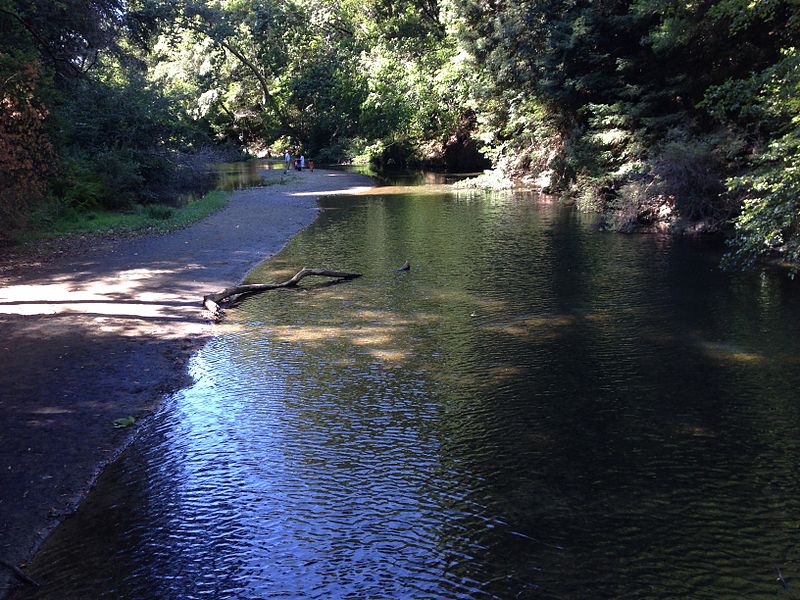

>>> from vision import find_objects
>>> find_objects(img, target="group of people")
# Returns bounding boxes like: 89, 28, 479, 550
283, 150, 314, 173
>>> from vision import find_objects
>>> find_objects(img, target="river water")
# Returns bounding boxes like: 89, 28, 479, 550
14, 180, 800, 599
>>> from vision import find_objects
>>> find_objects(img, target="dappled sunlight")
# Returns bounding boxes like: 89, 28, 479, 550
88, 316, 208, 339
522, 314, 576, 328
266, 322, 409, 364
267, 325, 344, 343
329, 357, 358, 368
365, 348, 408, 362
430, 370, 482, 389
350, 332, 395, 346
350, 308, 439, 326
427, 289, 513, 316
583, 306, 643, 323
697, 341, 767, 364
251, 301, 439, 365
210, 322, 246, 335
486, 365, 525, 384
480, 313, 576, 341
675, 423, 717, 438
645, 331, 773, 365
0, 266, 211, 338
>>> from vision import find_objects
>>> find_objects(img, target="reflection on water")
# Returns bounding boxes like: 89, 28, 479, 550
13, 187, 800, 599
214, 160, 286, 191
177, 160, 286, 204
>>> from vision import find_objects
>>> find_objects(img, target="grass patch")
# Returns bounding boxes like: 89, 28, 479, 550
23, 191, 230, 241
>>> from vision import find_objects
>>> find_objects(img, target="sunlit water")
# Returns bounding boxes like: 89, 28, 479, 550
14, 186, 800, 599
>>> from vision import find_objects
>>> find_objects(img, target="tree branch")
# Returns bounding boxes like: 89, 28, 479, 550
203, 267, 362, 315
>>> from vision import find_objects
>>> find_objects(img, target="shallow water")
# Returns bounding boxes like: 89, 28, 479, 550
176, 160, 285, 205
15, 186, 800, 599
214, 160, 287, 191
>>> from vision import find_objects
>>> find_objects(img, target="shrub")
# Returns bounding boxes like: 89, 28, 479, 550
144, 204, 174, 220
650, 132, 726, 221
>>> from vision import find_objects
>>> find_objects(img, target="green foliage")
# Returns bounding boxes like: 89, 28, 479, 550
4, 0, 799, 275
144, 204, 175, 220
716, 48, 800, 273
58, 156, 107, 211
31, 190, 229, 239
450, 0, 798, 271
137, 0, 472, 166
54, 74, 197, 210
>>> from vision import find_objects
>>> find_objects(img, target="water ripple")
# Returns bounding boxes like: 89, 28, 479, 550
13, 191, 800, 600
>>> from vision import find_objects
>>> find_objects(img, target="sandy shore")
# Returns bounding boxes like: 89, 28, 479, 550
0, 168, 373, 597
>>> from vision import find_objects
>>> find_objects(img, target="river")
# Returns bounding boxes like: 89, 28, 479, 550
13, 174, 800, 599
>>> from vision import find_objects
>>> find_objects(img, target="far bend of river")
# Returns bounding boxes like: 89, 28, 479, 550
15, 179, 800, 599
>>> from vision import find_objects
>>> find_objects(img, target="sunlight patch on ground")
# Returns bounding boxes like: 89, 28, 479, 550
0, 267, 211, 338
290, 185, 375, 197
0, 268, 177, 314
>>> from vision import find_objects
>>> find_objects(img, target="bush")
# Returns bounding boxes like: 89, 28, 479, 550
144, 204, 174, 220
58, 157, 107, 211
603, 179, 676, 233
95, 150, 146, 209
650, 132, 726, 221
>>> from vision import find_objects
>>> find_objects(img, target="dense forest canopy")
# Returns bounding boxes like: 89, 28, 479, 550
1, 0, 798, 272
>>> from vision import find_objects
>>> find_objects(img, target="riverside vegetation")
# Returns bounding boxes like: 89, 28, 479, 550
1, 0, 798, 272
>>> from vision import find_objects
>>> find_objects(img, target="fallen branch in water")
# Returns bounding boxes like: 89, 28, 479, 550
203, 267, 361, 315
0, 558, 40, 589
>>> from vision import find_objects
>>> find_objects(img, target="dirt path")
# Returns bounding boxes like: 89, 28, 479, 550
0, 168, 373, 597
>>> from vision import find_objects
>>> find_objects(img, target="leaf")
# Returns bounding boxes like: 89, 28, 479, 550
112, 416, 136, 429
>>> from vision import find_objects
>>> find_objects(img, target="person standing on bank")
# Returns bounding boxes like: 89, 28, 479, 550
284, 149, 291, 173
300, 154, 306, 171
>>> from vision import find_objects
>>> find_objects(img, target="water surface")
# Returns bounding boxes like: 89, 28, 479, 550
15, 185, 800, 599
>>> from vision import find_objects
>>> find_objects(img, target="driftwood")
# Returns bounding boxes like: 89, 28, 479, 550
203, 267, 361, 314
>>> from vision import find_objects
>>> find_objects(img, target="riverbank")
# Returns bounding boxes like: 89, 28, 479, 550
0, 167, 374, 598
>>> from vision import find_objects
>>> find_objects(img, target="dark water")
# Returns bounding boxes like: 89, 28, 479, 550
15, 187, 800, 599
